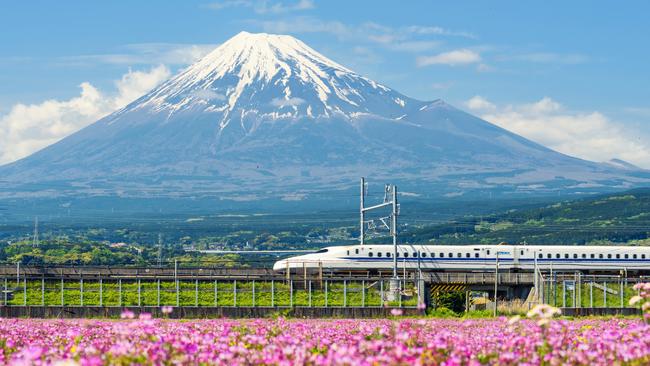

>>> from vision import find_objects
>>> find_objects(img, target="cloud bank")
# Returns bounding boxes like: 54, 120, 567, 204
417, 49, 481, 66
465, 96, 650, 168
0, 65, 170, 165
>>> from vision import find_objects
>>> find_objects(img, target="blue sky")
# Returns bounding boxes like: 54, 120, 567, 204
1, 1, 649, 166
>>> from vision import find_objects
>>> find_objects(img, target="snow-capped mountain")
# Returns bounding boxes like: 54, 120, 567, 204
134, 32, 413, 123
1, 32, 648, 201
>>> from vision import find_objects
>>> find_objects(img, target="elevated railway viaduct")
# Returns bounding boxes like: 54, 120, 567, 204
0, 265, 642, 318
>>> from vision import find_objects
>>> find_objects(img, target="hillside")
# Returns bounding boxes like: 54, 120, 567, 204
402, 188, 650, 245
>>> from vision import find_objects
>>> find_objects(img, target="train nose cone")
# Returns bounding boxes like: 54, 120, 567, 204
273, 260, 287, 271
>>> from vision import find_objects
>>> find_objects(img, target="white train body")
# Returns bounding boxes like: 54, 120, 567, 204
273, 244, 650, 273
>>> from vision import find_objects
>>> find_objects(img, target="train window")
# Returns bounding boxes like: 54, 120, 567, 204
599, 254, 603, 259
538, 253, 543, 259
581, 254, 586, 259
520, 250, 524, 256
466, 253, 470, 258
475, 253, 479, 258
404, 252, 408, 258
396, 252, 400, 257
643, 254, 647, 259
547, 254, 552, 259
590, 254, 595, 259
607, 254, 612, 259
347, 250, 349, 255
369, 252, 373, 257
573, 254, 577, 259
625, 254, 629, 259
457, 253, 462, 258
565, 254, 569, 259
616, 254, 620, 259
440, 253, 444, 258
633, 254, 637, 259
422, 252, 427, 258
487, 250, 491, 255
413, 252, 417, 258
556, 254, 560, 259
355, 249, 359, 255
377, 252, 382, 257
449, 252, 453, 258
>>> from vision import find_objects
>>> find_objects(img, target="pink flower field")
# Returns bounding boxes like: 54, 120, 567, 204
1, 315, 649, 365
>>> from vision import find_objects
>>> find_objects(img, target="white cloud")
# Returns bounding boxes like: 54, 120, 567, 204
206, 0, 314, 14
417, 49, 481, 66
61, 43, 217, 66
0, 65, 170, 165
113, 65, 171, 107
206, 0, 251, 10
191, 89, 226, 101
271, 97, 305, 107
465, 96, 650, 168
256, 17, 350, 38
256, 17, 471, 49
387, 40, 441, 52
476, 63, 494, 72
465, 95, 496, 111
405, 25, 476, 39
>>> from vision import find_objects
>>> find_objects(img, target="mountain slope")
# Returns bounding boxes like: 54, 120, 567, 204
1, 32, 648, 201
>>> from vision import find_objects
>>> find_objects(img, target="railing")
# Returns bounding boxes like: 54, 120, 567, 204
0, 275, 424, 308
538, 273, 648, 308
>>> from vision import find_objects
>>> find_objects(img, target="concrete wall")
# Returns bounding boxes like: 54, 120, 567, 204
0, 306, 423, 319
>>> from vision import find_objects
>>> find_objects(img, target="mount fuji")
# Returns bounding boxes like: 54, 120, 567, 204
1, 32, 648, 203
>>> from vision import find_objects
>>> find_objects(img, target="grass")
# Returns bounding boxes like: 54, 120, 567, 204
544, 280, 639, 308
1, 279, 419, 308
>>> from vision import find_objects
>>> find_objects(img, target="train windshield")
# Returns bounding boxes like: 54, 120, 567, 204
314, 249, 329, 253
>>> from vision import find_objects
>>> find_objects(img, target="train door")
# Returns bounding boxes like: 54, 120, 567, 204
513, 246, 520, 268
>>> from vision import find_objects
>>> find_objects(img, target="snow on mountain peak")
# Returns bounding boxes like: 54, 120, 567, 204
124, 32, 413, 129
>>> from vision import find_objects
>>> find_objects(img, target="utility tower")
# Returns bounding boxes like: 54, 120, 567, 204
158, 234, 163, 267
32, 217, 39, 246
359, 178, 400, 298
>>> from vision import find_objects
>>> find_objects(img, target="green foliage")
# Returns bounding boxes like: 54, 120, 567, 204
433, 290, 467, 314
0, 239, 240, 267
463, 309, 494, 318
403, 188, 650, 245
427, 306, 458, 318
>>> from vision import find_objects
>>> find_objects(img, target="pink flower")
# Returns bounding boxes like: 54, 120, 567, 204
120, 310, 135, 319
390, 308, 404, 316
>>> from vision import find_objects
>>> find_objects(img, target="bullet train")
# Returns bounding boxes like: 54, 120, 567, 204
273, 244, 650, 273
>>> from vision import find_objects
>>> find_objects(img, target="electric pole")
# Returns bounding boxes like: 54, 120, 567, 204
358, 178, 401, 300
494, 251, 499, 317
360, 177, 365, 245
32, 217, 39, 246
158, 234, 163, 267
391, 185, 398, 280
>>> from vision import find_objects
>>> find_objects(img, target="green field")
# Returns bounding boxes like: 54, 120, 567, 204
1, 278, 420, 308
